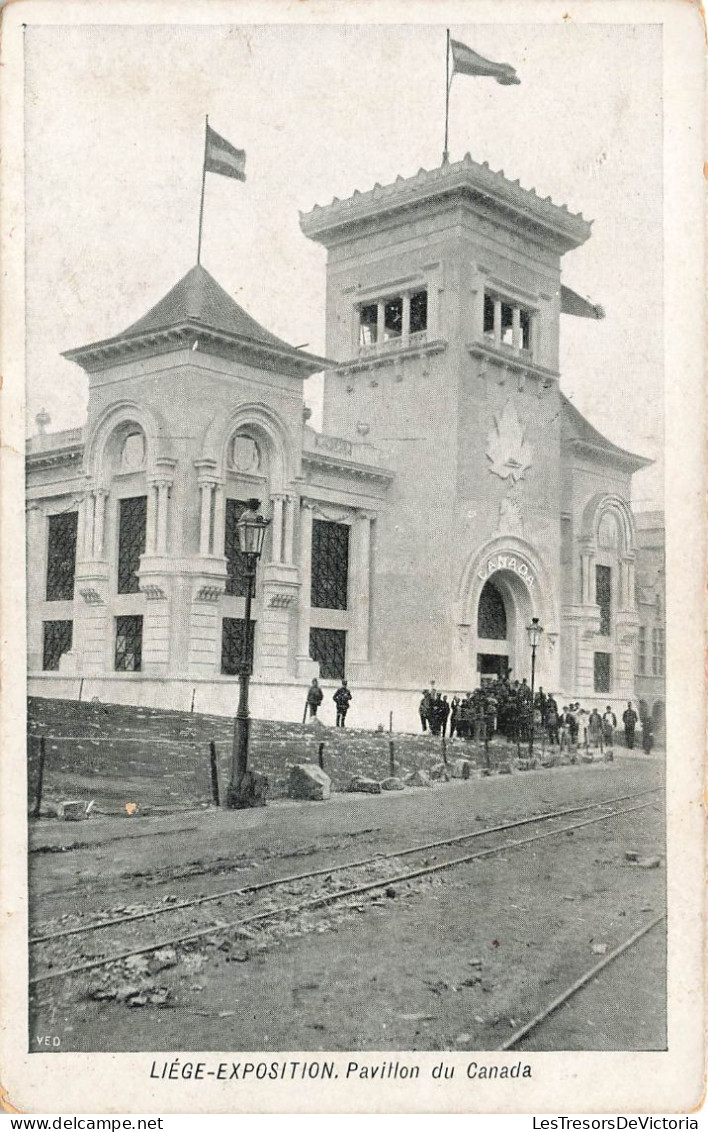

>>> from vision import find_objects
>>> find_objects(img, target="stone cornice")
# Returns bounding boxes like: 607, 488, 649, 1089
302, 450, 394, 485
467, 341, 559, 385
62, 321, 332, 378
26, 444, 84, 471
562, 436, 652, 473
300, 155, 592, 254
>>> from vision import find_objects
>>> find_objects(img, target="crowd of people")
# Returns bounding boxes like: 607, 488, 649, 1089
418, 679, 654, 753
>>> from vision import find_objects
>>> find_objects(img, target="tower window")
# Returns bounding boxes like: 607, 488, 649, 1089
637, 626, 647, 675
500, 301, 514, 346
483, 290, 534, 354
46, 511, 78, 601
117, 496, 147, 594
358, 289, 428, 351
652, 628, 665, 676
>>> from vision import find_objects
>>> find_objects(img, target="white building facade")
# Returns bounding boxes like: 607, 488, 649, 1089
26, 156, 650, 728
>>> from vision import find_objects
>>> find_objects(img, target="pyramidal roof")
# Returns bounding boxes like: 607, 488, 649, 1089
560, 393, 652, 472
63, 264, 329, 376
123, 265, 292, 349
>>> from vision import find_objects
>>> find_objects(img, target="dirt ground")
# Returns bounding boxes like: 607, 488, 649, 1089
29, 755, 665, 1053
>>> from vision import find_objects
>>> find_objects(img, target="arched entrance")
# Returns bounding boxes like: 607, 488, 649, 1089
476, 570, 534, 685
454, 537, 560, 693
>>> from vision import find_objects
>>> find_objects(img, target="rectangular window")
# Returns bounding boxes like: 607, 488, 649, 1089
594, 652, 611, 694
483, 290, 534, 354
652, 628, 665, 676
115, 615, 143, 671
409, 290, 428, 334
637, 626, 647, 675
117, 496, 147, 594
46, 511, 78, 601
221, 617, 256, 676
311, 519, 349, 609
42, 620, 73, 671
500, 301, 514, 346
224, 499, 250, 597
383, 297, 403, 341
359, 303, 378, 347
596, 564, 612, 636
520, 308, 532, 350
309, 627, 346, 680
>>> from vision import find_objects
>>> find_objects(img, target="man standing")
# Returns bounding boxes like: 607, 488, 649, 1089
623, 701, 639, 749
418, 691, 430, 733
602, 705, 617, 748
333, 679, 352, 728
306, 678, 324, 720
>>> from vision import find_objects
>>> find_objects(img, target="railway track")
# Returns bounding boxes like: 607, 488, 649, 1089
29, 786, 662, 994
499, 913, 666, 1051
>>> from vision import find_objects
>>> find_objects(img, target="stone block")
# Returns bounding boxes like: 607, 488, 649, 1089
288, 763, 331, 801
405, 769, 432, 788
58, 800, 91, 821
226, 771, 269, 809
380, 776, 405, 791
348, 776, 382, 794
451, 758, 472, 779
430, 762, 450, 781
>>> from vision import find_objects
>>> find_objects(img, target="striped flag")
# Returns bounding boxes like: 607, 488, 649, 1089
204, 124, 246, 182
450, 38, 520, 86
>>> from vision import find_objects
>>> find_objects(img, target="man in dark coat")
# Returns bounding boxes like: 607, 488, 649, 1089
333, 679, 352, 727
623, 701, 639, 749
306, 678, 324, 719
418, 692, 430, 733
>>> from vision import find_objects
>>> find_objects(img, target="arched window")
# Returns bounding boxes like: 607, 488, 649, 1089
477, 580, 507, 640
120, 430, 145, 472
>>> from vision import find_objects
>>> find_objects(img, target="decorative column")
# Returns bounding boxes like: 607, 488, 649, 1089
146, 482, 158, 554
401, 293, 411, 343
283, 495, 296, 565
156, 481, 171, 555
198, 481, 214, 555
297, 500, 315, 660
376, 300, 385, 345
92, 489, 108, 559
349, 510, 374, 663
270, 493, 285, 564
82, 490, 95, 559
493, 298, 502, 346
512, 306, 521, 350
213, 484, 226, 559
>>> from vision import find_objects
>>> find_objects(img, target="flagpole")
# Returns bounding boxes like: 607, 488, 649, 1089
443, 29, 451, 164
197, 114, 209, 265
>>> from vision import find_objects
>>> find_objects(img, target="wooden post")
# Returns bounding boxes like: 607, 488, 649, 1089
389, 710, 393, 734
190, 687, 196, 714
318, 742, 325, 771
78, 678, 84, 702
388, 738, 395, 777
209, 740, 220, 807
32, 736, 46, 819
441, 736, 448, 766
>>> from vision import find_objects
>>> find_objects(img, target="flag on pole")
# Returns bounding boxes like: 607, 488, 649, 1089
204, 124, 246, 182
450, 38, 520, 86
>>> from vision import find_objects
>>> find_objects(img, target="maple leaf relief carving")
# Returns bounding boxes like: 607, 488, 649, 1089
486, 400, 533, 482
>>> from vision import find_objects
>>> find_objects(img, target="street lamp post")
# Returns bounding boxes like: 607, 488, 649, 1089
526, 616, 544, 758
227, 499, 270, 809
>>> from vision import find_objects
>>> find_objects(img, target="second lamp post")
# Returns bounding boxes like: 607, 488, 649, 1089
526, 616, 544, 758
227, 499, 270, 809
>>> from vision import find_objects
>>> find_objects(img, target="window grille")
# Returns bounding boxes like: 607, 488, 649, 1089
477, 580, 507, 640
115, 615, 143, 671
224, 499, 251, 597
309, 628, 346, 681
311, 520, 349, 609
652, 628, 665, 676
637, 626, 647, 675
46, 511, 78, 601
117, 496, 147, 594
593, 652, 611, 694
221, 617, 256, 676
595, 564, 612, 636
42, 620, 73, 671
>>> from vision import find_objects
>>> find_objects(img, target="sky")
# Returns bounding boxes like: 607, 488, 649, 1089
24, 21, 663, 508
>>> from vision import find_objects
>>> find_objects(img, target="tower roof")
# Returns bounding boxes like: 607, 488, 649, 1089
560, 393, 652, 472
300, 154, 592, 254
63, 264, 330, 377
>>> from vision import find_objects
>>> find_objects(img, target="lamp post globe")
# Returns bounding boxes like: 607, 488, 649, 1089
226, 499, 270, 809
525, 617, 544, 757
